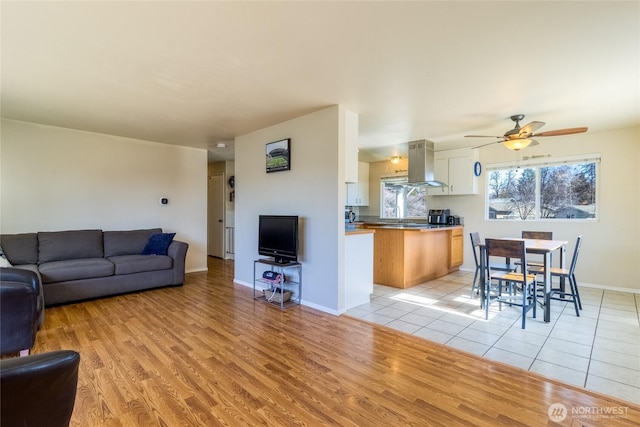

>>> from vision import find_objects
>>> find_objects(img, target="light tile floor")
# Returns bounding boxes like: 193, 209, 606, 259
346, 270, 640, 405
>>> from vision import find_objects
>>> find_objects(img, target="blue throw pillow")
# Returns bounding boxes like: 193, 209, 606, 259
141, 233, 176, 256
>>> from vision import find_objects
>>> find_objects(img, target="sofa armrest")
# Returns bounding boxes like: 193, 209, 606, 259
0, 267, 44, 327
167, 240, 188, 285
0, 281, 39, 355
0, 267, 39, 285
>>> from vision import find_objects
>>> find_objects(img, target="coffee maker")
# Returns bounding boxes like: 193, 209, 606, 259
427, 209, 450, 225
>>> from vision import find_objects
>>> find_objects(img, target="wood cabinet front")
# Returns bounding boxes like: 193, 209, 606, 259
449, 228, 464, 268
371, 226, 463, 289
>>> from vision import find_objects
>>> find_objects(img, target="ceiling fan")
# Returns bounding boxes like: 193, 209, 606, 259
466, 114, 588, 151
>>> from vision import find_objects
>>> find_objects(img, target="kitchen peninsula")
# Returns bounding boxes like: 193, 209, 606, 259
364, 224, 463, 289
344, 228, 375, 310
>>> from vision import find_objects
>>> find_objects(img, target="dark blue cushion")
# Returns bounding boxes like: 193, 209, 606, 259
141, 233, 176, 256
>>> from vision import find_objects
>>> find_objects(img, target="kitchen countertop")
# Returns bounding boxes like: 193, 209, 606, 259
345, 228, 375, 236
363, 223, 463, 231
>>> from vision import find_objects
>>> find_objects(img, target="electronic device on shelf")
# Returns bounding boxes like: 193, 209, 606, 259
258, 215, 299, 264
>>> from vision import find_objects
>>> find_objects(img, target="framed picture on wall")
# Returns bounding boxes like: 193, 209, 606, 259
266, 138, 291, 173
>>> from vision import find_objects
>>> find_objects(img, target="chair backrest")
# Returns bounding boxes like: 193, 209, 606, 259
469, 232, 481, 267
1, 350, 80, 427
522, 231, 553, 240
568, 235, 583, 275
485, 239, 527, 274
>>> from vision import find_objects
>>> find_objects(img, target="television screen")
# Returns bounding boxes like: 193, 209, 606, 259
258, 215, 299, 264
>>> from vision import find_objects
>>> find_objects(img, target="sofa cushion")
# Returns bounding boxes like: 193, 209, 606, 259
38, 258, 114, 284
141, 233, 176, 256
0, 233, 38, 265
38, 230, 104, 264
108, 254, 173, 275
103, 228, 162, 257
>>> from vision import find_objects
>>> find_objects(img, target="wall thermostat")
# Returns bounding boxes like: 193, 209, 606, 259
159, 198, 169, 205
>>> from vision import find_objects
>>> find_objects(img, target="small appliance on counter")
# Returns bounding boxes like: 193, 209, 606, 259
447, 215, 462, 225
428, 209, 450, 225
344, 208, 356, 223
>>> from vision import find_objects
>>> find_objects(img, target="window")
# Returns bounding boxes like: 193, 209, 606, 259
486, 156, 598, 221
381, 177, 427, 219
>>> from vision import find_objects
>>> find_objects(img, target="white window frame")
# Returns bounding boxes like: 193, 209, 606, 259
485, 153, 601, 222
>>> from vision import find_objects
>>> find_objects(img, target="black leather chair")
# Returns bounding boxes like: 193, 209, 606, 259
0, 268, 44, 356
1, 350, 80, 427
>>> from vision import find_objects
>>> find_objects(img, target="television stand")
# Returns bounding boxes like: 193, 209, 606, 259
253, 259, 301, 310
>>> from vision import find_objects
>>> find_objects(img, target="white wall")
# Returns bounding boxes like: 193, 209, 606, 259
363, 127, 640, 292
224, 160, 236, 259
0, 119, 208, 273
208, 160, 236, 259
234, 105, 347, 313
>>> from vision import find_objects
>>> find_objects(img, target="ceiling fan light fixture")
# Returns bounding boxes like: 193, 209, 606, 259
503, 138, 532, 151
390, 155, 402, 164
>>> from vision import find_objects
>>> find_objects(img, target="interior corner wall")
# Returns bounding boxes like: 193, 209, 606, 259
430, 127, 638, 292
360, 127, 639, 292
0, 119, 208, 273
234, 106, 343, 313
224, 160, 236, 260
207, 160, 236, 260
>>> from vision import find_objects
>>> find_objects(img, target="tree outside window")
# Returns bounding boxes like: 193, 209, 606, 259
487, 160, 597, 220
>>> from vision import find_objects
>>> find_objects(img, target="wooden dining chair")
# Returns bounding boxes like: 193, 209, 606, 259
521, 231, 553, 240
485, 238, 537, 329
520, 231, 553, 270
530, 235, 583, 316
469, 232, 517, 297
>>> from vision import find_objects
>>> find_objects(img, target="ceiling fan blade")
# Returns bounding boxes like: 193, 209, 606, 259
532, 127, 588, 137
465, 135, 503, 138
472, 140, 502, 149
519, 121, 545, 136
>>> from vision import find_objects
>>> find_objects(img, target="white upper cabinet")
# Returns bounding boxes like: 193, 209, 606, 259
428, 148, 479, 196
346, 162, 369, 206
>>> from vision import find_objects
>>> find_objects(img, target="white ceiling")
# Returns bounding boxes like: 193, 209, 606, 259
2, 2, 638, 162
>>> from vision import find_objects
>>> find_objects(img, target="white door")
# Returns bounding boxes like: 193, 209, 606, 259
208, 174, 225, 258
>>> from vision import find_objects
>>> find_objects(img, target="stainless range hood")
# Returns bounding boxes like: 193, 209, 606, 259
407, 140, 446, 187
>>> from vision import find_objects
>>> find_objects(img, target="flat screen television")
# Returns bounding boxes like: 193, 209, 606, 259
258, 215, 299, 264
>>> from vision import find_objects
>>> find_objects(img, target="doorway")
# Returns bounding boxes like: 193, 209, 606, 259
208, 174, 225, 258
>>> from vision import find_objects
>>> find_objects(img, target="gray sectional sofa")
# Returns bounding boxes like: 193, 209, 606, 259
0, 228, 188, 306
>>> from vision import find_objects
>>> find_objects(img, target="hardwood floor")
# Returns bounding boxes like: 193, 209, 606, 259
32, 257, 639, 426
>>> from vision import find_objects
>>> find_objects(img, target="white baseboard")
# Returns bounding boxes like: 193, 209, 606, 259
233, 279, 338, 315
234, 279, 252, 289
458, 267, 639, 294
579, 282, 640, 294
186, 267, 208, 274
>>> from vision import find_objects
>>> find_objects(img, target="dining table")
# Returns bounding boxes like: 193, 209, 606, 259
479, 238, 568, 323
